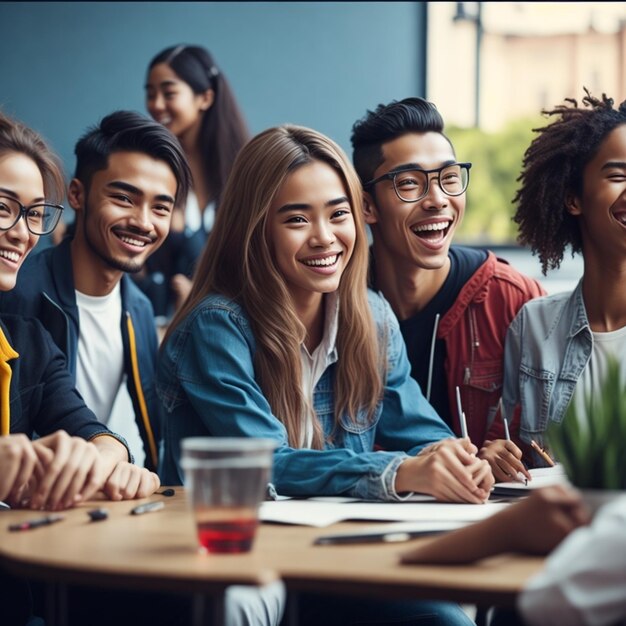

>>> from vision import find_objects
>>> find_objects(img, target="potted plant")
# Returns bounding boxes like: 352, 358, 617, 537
547, 356, 626, 512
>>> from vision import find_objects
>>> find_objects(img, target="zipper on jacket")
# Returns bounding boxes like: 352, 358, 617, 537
125, 312, 158, 469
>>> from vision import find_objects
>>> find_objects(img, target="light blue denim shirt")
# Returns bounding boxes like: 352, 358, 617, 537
502, 280, 592, 466
156, 289, 454, 500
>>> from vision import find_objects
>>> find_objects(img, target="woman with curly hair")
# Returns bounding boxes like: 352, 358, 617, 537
503, 89, 626, 467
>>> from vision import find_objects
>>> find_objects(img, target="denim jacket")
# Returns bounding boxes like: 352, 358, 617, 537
502, 281, 591, 466
157, 289, 454, 499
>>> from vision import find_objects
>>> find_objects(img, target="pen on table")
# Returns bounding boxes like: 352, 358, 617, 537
314, 529, 445, 546
530, 440, 556, 467
9, 514, 64, 532
455, 386, 469, 439
131, 501, 165, 516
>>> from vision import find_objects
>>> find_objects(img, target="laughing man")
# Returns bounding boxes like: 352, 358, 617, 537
350, 97, 544, 482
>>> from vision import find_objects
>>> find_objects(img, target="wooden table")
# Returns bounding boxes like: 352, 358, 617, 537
0, 491, 545, 623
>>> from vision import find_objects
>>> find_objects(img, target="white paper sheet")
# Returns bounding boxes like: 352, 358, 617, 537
259, 498, 510, 527
492, 464, 569, 496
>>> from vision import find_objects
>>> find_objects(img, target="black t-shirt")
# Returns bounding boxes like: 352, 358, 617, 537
398, 246, 488, 429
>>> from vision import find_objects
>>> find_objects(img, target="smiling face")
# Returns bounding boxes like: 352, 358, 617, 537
568, 124, 626, 266
69, 151, 176, 289
145, 62, 213, 144
267, 160, 356, 313
0, 152, 43, 291
365, 132, 465, 271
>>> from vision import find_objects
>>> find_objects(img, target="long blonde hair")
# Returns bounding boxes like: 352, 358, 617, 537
165, 125, 383, 448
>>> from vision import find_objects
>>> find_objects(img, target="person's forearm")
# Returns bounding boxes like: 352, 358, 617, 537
91, 434, 130, 464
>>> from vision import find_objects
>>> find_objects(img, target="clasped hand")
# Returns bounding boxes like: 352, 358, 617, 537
0, 431, 159, 510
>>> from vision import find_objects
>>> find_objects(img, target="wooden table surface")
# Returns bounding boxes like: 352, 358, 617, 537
0, 490, 544, 606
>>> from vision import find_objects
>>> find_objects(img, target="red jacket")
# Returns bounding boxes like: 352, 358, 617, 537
436, 252, 545, 446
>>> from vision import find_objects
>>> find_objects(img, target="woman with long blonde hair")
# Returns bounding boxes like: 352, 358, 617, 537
158, 124, 490, 625
159, 124, 492, 503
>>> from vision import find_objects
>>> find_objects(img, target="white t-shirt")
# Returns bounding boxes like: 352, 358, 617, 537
572, 324, 626, 423
75, 284, 145, 466
185, 190, 215, 234
519, 495, 626, 626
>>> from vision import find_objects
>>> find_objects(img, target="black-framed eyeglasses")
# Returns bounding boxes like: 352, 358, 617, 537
0, 196, 64, 236
364, 162, 472, 203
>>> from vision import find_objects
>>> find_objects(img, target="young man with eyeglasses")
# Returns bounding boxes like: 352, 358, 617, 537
351, 97, 544, 482
0, 110, 191, 473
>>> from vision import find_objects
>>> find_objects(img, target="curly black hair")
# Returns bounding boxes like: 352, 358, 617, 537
514, 89, 626, 274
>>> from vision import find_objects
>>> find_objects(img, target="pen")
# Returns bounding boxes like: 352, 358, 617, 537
131, 501, 165, 516
9, 514, 64, 532
314, 529, 445, 546
530, 439, 556, 467
499, 398, 511, 441
455, 386, 468, 439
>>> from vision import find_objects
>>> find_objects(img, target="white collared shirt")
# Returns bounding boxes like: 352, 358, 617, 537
299, 293, 339, 448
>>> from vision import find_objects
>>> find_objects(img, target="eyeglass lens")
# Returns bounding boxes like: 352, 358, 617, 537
394, 164, 469, 202
0, 196, 62, 234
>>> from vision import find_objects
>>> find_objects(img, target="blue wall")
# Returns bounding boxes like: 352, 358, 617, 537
0, 1, 425, 178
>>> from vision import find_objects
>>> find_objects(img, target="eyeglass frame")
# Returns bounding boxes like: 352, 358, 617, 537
0, 196, 65, 236
363, 162, 472, 203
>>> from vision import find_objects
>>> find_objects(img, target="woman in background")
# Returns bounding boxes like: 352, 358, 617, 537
143, 44, 250, 318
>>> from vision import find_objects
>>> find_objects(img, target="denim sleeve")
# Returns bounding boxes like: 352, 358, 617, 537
373, 298, 455, 455
167, 307, 414, 501
502, 308, 523, 427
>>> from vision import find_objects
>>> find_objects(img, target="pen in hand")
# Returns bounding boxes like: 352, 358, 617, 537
498, 398, 529, 484
455, 386, 469, 439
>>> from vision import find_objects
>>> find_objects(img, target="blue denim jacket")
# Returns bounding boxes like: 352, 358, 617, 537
502, 281, 591, 466
157, 289, 454, 499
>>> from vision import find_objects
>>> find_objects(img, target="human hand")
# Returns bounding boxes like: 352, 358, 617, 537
29, 430, 105, 510
395, 438, 493, 504
0, 434, 38, 505
502, 485, 590, 555
101, 462, 160, 501
478, 439, 532, 483
400, 484, 589, 565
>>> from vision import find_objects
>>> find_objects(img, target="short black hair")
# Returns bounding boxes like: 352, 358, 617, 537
74, 110, 192, 207
514, 90, 626, 273
350, 97, 448, 185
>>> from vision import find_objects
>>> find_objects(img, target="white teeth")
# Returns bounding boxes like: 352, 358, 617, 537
120, 236, 145, 247
412, 221, 449, 233
302, 254, 338, 267
0, 250, 19, 263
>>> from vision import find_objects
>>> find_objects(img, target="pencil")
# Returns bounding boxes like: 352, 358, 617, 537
530, 439, 555, 467
455, 386, 468, 439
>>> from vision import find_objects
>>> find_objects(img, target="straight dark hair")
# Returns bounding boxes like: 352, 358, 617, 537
73, 110, 192, 208
351, 97, 449, 185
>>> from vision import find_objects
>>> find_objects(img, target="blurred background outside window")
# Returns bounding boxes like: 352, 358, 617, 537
427, 2, 626, 293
